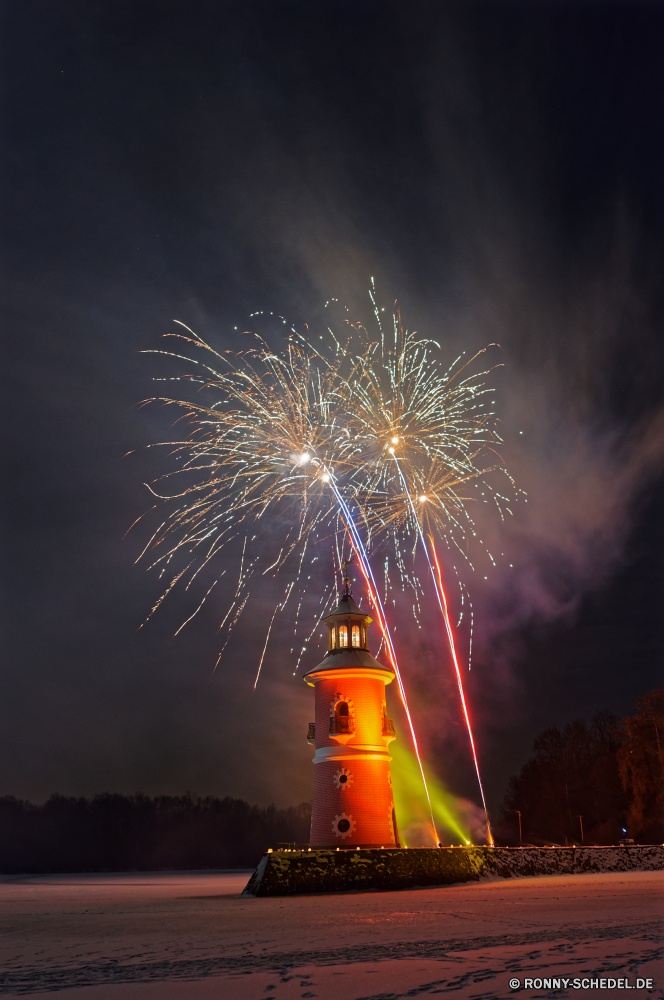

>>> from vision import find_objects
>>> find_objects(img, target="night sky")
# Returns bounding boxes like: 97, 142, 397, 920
3, 1, 663, 818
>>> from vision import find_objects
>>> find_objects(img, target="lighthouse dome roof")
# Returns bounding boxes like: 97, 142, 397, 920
304, 646, 393, 679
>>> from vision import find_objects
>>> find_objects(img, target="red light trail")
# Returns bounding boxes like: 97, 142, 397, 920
393, 454, 493, 845
428, 536, 493, 845
328, 476, 440, 845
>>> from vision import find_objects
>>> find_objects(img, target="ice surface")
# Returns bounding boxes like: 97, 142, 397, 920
0, 869, 661, 998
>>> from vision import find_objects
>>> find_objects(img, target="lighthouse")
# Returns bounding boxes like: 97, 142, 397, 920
304, 572, 400, 848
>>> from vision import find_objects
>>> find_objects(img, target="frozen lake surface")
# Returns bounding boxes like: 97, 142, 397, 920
0, 868, 661, 998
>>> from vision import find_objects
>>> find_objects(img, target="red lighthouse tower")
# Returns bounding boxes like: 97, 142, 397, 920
304, 574, 400, 849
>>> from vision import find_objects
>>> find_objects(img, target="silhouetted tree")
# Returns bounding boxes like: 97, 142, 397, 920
617, 688, 664, 843
0, 794, 312, 873
501, 690, 664, 845
501, 710, 627, 844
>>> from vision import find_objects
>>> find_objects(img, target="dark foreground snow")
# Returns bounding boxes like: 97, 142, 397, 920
0, 869, 661, 998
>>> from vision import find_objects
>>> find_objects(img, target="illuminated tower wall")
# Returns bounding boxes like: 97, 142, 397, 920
304, 590, 400, 849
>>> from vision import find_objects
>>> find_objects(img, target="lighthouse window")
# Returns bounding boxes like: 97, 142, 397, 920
351, 625, 360, 647
330, 628, 336, 648
339, 625, 348, 647
337, 701, 349, 717
337, 818, 350, 833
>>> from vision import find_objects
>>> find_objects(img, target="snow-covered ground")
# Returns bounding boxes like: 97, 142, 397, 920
0, 869, 661, 998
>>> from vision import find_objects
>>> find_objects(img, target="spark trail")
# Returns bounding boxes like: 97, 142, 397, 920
392, 448, 492, 843
327, 474, 439, 843
429, 534, 493, 843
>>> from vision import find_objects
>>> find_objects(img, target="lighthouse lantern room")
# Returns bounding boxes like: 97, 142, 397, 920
304, 572, 399, 848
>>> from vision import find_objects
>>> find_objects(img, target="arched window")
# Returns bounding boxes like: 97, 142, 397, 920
351, 625, 360, 647
338, 625, 348, 647
330, 699, 354, 736
330, 627, 336, 649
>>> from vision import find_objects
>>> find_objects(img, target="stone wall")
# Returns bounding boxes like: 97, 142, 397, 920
242, 844, 664, 897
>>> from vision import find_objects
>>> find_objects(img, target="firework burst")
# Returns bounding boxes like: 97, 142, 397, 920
133, 292, 521, 844
134, 322, 353, 655
335, 290, 515, 572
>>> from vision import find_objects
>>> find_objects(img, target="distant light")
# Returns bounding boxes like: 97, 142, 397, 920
419, 495, 427, 502
322, 473, 330, 482
388, 447, 394, 454
391, 436, 399, 444
299, 452, 310, 464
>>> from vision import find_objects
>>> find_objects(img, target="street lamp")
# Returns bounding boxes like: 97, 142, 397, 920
516, 810, 522, 846
578, 815, 584, 844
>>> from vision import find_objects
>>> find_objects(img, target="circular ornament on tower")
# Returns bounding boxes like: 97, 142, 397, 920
334, 767, 353, 789
332, 812, 356, 839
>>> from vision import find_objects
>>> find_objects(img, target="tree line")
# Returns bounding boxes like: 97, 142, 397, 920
0, 794, 311, 873
501, 688, 663, 845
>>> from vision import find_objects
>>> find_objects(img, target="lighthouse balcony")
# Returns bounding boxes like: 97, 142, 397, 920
329, 716, 355, 735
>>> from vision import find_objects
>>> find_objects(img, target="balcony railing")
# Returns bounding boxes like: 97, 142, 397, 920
382, 718, 396, 737
329, 716, 355, 735
307, 723, 316, 741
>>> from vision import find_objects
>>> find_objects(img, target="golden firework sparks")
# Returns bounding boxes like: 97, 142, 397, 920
133, 292, 522, 845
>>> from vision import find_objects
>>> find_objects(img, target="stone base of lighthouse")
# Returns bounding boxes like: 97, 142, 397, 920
311, 755, 398, 849
243, 845, 664, 897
